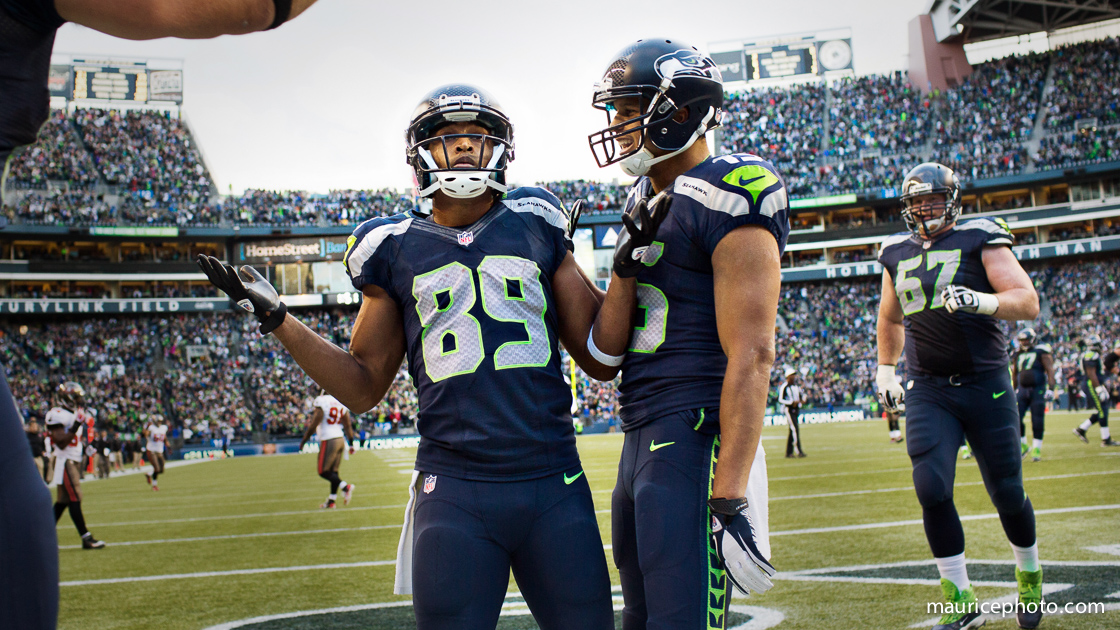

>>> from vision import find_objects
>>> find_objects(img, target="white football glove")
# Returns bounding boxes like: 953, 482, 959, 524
709, 497, 776, 596
1044, 389, 1055, 401
941, 284, 999, 315
1095, 384, 1110, 402
876, 364, 905, 413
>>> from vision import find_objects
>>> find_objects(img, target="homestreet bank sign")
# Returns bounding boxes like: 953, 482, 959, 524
779, 234, 1120, 283
0, 298, 229, 314
238, 237, 349, 264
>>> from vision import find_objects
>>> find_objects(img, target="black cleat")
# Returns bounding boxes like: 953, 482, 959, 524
82, 535, 105, 550
1103, 438, 1120, 447
1073, 427, 1088, 443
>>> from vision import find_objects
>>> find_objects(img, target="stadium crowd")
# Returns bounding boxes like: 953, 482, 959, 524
1044, 36, 1120, 131
4, 37, 1120, 227
7, 248, 1120, 449
5, 110, 99, 189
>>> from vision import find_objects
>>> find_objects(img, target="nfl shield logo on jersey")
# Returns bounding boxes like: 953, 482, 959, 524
423, 475, 437, 494
457, 231, 474, 246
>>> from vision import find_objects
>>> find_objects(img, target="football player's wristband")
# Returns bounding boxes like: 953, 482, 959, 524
587, 328, 625, 367
974, 292, 999, 315
708, 497, 750, 516
259, 302, 288, 334
267, 0, 293, 30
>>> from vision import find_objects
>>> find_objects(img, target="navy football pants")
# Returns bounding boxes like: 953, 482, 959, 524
1016, 385, 1046, 441
613, 411, 730, 630
905, 368, 1036, 558
1082, 381, 1110, 428
0, 368, 59, 629
410, 468, 613, 630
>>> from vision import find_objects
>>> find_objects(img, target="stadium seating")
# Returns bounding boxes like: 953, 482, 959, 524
8, 250, 1120, 444
3, 37, 1118, 227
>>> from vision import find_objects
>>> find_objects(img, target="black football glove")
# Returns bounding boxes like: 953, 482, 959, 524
613, 191, 671, 278
197, 254, 287, 334
709, 497, 776, 596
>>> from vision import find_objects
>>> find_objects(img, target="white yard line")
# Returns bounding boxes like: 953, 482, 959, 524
61, 504, 407, 529
58, 525, 402, 550
769, 504, 1120, 536
60, 560, 397, 587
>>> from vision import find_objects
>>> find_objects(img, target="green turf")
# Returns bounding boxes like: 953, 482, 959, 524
57, 411, 1120, 629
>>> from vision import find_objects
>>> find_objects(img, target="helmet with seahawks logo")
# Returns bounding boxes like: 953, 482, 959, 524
900, 162, 961, 239
588, 38, 723, 177
406, 84, 514, 199
1017, 328, 1036, 346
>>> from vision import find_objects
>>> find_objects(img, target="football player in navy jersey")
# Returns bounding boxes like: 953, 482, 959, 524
585, 38, 785, 629
199, 84, 614, 630
1072, 334, 1120, 446
876, 163, 1044, 629
1012, 328, 1056, 461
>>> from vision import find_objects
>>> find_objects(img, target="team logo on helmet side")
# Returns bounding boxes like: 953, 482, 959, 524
903, 180, 934, 196
654, 50, 722, 82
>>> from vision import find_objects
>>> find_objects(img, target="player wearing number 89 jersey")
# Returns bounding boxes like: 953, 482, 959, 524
339, 85, 614, 629
201, 84, 614, 629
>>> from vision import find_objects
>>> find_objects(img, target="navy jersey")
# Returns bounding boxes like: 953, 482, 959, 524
1083, 350, 1104, 383
617, 154, 790, 431
344, 187, 577, 481
1015, 343, 1052, 388
878, 218, 1014, 377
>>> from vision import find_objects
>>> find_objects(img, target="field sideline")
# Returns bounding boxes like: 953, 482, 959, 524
57, 411, 1120, 629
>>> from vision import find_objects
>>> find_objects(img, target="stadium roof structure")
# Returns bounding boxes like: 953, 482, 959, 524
925, 0, 1120, 43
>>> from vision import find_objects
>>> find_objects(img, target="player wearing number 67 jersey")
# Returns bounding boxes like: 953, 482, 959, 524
200, 84, 614, 630
299, 391, 355, 509
586, 38, 787, 630
876, 162, 1044, 630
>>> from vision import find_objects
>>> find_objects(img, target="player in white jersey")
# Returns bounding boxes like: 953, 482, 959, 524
299, 390, 355, 508
44, 382, 104, 549
143, 414, 169, 491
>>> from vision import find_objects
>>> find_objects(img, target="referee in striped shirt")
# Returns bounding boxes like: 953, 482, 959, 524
779, 367, 807, 458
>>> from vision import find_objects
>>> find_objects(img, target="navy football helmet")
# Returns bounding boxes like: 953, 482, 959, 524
406, 84, 514, 199
589, 38, 723, 176
1084, 333, 1103, 352
1017, 328, 1036, 347
900, 162, 961, 239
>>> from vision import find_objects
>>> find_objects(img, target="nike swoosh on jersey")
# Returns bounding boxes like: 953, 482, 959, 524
650, 440, 676, 452
563, 471, 584, 485
993, 390, 1007, 399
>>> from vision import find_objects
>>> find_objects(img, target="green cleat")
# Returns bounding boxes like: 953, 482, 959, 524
1020, 442, 1029, 458
960, 445, 972, 460
933, 579, 985, 630
1015, 567, 1043, 629
1029, 446, 1041, 462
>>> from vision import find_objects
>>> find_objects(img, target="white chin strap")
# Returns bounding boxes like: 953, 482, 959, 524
419, 145, 507, 199
619, 107, 715, 177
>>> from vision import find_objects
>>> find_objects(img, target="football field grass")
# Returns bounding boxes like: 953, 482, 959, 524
57, 411, 1120, 630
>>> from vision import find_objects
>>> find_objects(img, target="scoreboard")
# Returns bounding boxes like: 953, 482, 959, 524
61, 59, 183, 104
710, 30, 853, 86
72, 63, 148, 102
